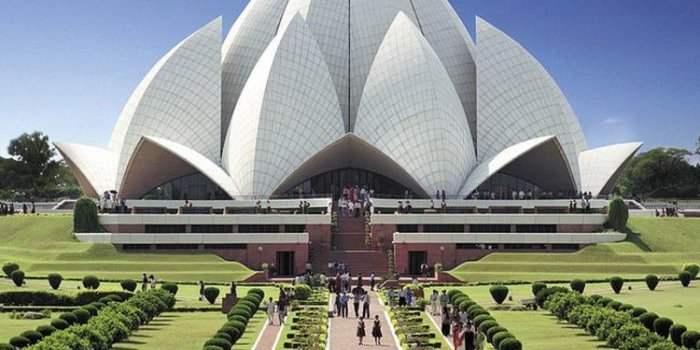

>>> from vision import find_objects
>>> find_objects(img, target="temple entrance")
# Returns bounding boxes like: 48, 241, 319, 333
283, 167, 418, 199
276, 251, 295, 277
408, 251, 428, 276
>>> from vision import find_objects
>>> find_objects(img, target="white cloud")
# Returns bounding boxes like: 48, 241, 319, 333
601, 117, 622, 125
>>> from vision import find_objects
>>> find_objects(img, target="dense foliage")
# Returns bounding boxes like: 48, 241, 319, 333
607, 198, 629, 231
0, 131, 79, 201
202, 288, 265, 349
615, 146, 700, 198
73, 198, 101, 233
0, 290, 133, 306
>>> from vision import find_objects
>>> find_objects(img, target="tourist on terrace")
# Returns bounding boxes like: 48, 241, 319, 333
441, 189, 446, 201
398, 287, 407, 307
369, 272, 376, 291
372, 315, 383, 345
357, 317, 366, 345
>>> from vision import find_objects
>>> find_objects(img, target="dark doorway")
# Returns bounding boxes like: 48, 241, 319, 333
276, 251, 295, 276
408, 251, 427, 275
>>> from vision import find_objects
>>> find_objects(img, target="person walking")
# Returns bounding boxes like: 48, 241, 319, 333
439, 290, 449, 314
334, 292, 342, 316
149, 274, 157, 289
430, 290, 439, 316
452, 321, 463, 349
361, 291, 370, 319
441, 307, 451, 337
372, 315, 383, 345
462, 320, 476, 350
357, 317, 366, 345
352, 287, 362, 317
198, 280, 205, 301
369, 272, 376, 291
340, 292, 349, 318
142, 273, 149, 292
266, 297, 276, 325
278, 293, 287, 325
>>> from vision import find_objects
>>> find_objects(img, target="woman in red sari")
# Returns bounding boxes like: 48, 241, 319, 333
452, 321, 463, 349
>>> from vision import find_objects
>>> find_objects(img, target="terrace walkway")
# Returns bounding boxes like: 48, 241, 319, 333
254, 318, 282, 350
328, 291, 399, 349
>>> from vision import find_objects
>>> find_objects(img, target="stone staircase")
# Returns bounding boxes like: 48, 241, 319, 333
325, 213, 389, 276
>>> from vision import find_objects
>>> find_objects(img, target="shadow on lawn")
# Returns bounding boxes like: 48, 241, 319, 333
622, 226, 652, 252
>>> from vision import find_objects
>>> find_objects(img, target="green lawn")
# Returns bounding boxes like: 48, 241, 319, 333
0, 215, 254, 282
449, 217, 700, 282
233, 311, 268, 350
110, 312, 225, 350
0, 313, 48, 344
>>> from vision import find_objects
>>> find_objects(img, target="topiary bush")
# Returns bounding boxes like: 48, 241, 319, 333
20, 330, 43, 344
499, 338, 522, 350
74, 197, 101, 233
59, 312, 78, 325
82, 275, 100, 290
682, 330, 700, 349
535, 286, 569, 307
489, 285, 509, 305
570, 279, 586, 293
73, 308, 92, 324
120, 279, 137, 292
606, 198, 628, 231
11, 270, 25, 287
653, 317, 673, 339
48, 273, 63, 290
531, 282, 547, 297
670, 324, 687, 346
294, 284, 312, 300
459, 299, 476, 312
2, 262, 20, 278
204, 287, 220, 305
638, 312, 659, 332
630, 306, 647, 318
679, 271, 692, 287
646, 274, 659, 291
248, 288, 264, 299
492, 331, 515, 349
478, 320, 499, 335
487, 326, 508, 343
50, 318, 70, 330
9, 336, 30, 348
610, 276, 624, 294
161, 283, 178, 296
684, 264, 700, 279
204, 337, 232, 350
203, 346, 225, 350
473, 314, 494, 328
36, 325, 57, 337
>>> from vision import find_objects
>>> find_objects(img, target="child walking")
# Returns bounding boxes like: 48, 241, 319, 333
372, 315, 383, 345
357, 317, 366, 345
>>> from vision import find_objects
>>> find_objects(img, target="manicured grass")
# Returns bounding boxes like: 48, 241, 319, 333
448, 217, 700, 282
486, 310, 610, 350
593, 280, 700, 330
0, 313, 47, 344
110, 312, 225, 350
419, 312, 451, 350
233, 310, 268, 350
0, 215, 255, 282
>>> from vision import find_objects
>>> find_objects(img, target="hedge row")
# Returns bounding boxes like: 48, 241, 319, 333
542, 290, 695, 349
0, 291, 134, 306
447, 289, 522, 350
202, 288, 265, 350
20, 288, 175, 350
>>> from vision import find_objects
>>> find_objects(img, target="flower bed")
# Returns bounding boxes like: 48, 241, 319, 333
1, 288, 176, 349
280, 288, 328, 349
200, 288, 265, 350
382, 290, 441, 349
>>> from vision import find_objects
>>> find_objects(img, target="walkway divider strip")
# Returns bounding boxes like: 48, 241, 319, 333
425, 310, 455, 350
377, 294, 402, 348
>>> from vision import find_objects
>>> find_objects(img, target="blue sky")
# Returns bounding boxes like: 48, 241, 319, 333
0, 0, 698, 158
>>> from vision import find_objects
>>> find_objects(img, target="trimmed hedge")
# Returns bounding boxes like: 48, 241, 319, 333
82, 275, 100, 290
679, 271, 692, 287
646, 274, 659, 291
74, 197, 100, 233
683, 264, 700, 279
162, 283, 179, 296
9, 336, 30, 348
36, 325, 56, 337
570, 279, 586, 293
11, 270, 25, 287
489, 285, 509, 304
639, 312, 659, 332
607, 198, 628, 230
670, 324, 687, 346
3, 262, 20, 278
294, 284, 312, 300
682, 331, 700, 349
121, 279, 137, 292
204, 289, 265, 349
653, 317, 673, 339
48, 273, 63, 290
204, 287, 220, 305
610, 276, 624, 294
499, 338, 522, 350
531, 282, 547, 297
20, 330, 43, 344
0, 290, 133, 306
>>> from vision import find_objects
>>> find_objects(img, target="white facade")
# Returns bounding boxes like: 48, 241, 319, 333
58, 0, 641, 200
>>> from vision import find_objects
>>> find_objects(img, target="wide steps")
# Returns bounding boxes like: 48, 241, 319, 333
329, 250, 389, 276
333, 233, 367, 250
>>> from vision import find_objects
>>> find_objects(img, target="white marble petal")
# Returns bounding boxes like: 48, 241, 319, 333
54, 143, 118, 198
579, 142, 643, 196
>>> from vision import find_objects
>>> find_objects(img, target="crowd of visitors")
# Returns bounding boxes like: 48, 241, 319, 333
429, 290, 478, 349
99, 191, 128, 213
331, 277, 383, 346
0, 201, 35, 215
656, 201, 680, 217
264, 286, 293, 326
338, 185, 373, 217
469, 189, 586, 200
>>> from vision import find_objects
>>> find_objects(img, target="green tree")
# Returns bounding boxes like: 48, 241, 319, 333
6, 132, 61, 199
616, 147, 699, 198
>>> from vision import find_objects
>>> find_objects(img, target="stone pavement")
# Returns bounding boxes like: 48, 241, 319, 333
254, 315, 282, 350
328, 291, 399, 349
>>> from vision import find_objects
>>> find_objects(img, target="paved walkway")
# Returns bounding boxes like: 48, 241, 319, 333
254, 316, 282, 350
426, 309, 455, 350
328, 291, 399, 349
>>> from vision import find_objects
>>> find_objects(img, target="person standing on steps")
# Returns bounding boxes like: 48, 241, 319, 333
357, 317, 366, 345
372, 315, 383, 345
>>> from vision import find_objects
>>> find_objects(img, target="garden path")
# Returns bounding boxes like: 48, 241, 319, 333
254, 315, 281, 350
328, 291, 398, 349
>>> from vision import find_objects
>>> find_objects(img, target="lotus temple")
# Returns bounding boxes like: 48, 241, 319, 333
55, 0, 642, 278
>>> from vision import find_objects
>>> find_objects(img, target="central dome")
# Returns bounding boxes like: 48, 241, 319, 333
55, 0, 642, 200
